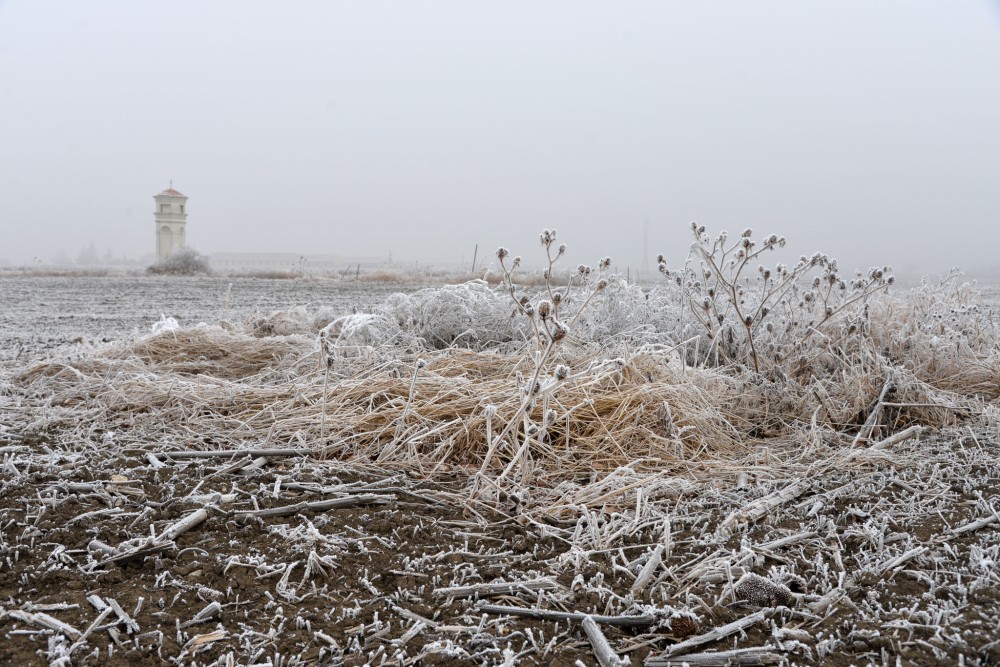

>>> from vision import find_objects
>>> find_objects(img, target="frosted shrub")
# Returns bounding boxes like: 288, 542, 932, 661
659, 223, 893, 373
150, 315, 180, 334
319, 312, 400, 348
572, 276, 692, 347
867, 270, 1000, 398
147, 248, 211, 276
249, 307, 312, 337
310, 306, 340, 333
378, 280, 514, 350
570, 276, 651, 342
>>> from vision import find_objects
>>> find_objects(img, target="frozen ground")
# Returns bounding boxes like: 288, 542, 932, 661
0, 275, 412, 365
1, 273, 999, 666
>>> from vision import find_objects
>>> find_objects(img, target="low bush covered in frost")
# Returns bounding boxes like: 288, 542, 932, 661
147, 248, 212, 276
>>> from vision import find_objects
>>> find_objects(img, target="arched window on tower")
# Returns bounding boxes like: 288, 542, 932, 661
159, 225, 172, 254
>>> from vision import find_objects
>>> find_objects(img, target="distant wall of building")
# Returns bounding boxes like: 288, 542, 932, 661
208, 253, 385, 272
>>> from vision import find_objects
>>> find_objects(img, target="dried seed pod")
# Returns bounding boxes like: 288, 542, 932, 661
651, 607, 700, 639
665, 614, 699, 639
550, 321, 569, 342
733, 573, 793, 607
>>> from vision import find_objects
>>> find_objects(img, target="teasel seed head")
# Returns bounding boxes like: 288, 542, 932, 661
733, 573, 793, 607
551, 320, 569, 342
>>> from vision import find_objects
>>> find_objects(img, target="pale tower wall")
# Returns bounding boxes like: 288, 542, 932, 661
153, 186, 189, 261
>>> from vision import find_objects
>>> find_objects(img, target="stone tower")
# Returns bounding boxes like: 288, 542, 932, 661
153, 185, 188, 261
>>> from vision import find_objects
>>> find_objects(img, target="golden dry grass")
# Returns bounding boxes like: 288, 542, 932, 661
17, 281, 996, 503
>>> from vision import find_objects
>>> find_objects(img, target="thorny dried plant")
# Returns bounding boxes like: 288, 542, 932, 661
475, 230, 612, 497
659, 223, 894, 373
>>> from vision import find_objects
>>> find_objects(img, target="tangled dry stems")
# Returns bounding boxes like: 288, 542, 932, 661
14, 229, 1000, 520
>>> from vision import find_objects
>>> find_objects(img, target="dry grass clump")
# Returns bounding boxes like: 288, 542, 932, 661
867, 272, 1000, 399
248, 306, 314, 338
226, 269, 302, 279
356, 268, 414, 283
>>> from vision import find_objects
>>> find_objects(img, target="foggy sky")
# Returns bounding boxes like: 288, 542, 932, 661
2, 1, 999, 277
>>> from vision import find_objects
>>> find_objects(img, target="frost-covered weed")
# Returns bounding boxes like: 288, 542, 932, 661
378, 280, 514, 349
475, 230, 614, 489
319, 312, 400, 348
150, 315, 180, 334
659, 223, 893, 373
251, 307, 313, 337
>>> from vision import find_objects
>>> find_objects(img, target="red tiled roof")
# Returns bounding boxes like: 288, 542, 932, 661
157, 187, 185, 197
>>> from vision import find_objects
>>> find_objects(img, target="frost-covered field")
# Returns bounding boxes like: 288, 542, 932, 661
0, 275, 412, 365
1, 250, 1000, 666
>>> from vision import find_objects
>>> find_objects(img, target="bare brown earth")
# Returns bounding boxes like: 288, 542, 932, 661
1, 426, 999, 666
1, 275, 1000, 666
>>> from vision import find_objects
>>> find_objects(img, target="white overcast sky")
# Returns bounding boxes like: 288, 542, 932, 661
1, 1, 998, 276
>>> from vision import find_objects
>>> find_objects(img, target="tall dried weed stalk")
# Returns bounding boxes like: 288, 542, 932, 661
475, 230, 613, 493
659, 223, 893, 373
